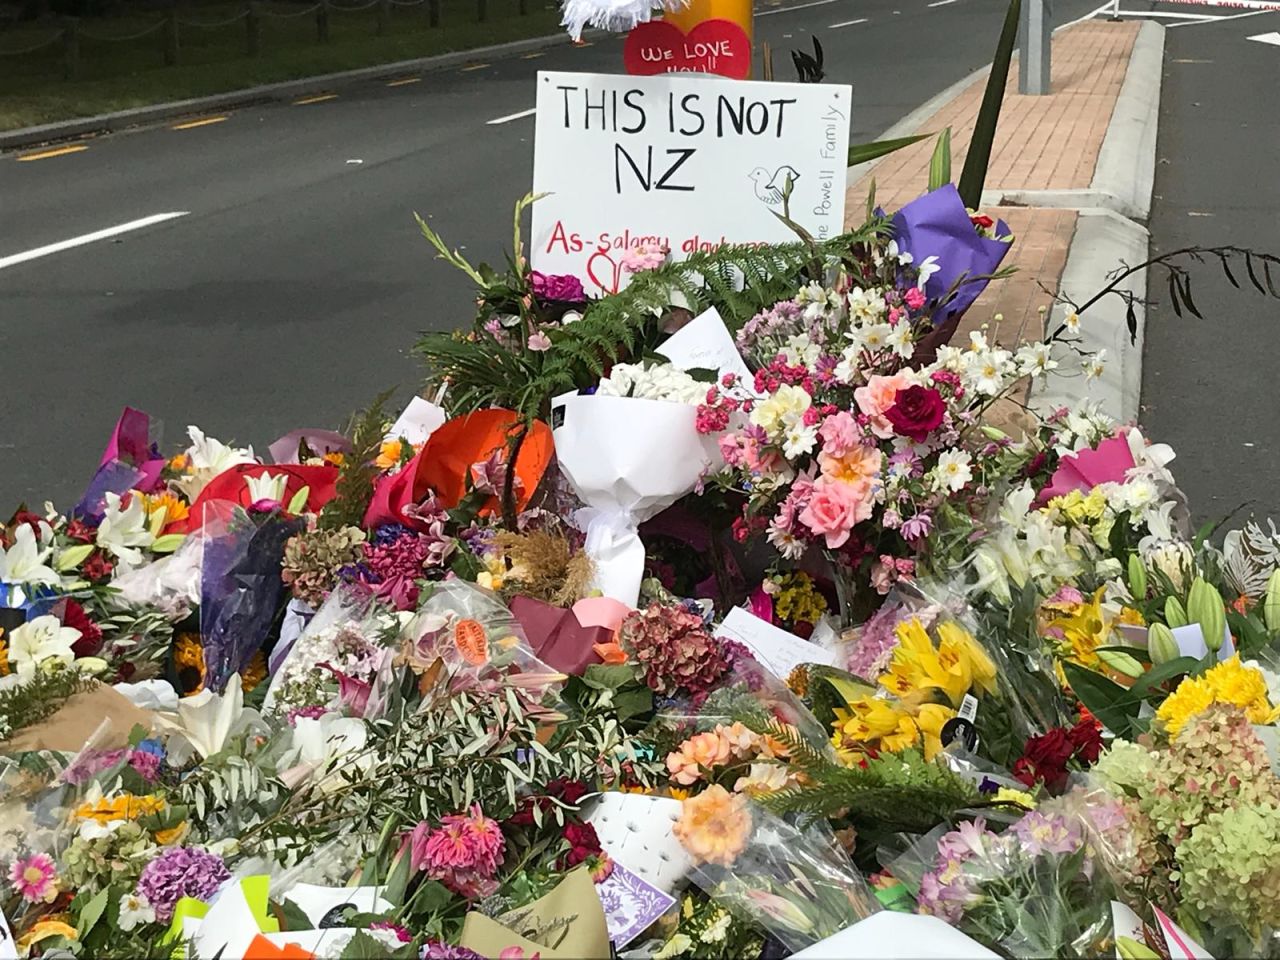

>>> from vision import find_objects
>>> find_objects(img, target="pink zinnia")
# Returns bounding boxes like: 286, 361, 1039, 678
8, 852, 58, 904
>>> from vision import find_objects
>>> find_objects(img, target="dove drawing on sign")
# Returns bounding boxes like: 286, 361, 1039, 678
749, 165, 800, 206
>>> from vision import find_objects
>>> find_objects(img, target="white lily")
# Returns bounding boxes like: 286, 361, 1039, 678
96, 492, 155, 571
154, 678, 264, 765
7, 615, 81, 676
278, 714, 373, 793
175, 426, 256, 500
0, 523, 60, 586
245, 472, 289, 505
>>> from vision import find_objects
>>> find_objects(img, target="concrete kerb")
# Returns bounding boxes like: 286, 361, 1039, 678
0, 29, 576, 151
1090, 19, 1164, 222
1029, 207, 1151, 423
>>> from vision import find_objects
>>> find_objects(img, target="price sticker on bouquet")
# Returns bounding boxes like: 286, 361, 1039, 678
531, 70, 851, 293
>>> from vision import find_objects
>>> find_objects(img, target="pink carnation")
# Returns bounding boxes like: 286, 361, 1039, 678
904, 287, 926, 310
798, 478, 873, 549
818, 411, 860, 458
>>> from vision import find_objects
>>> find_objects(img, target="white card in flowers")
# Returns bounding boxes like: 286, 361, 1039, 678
531, 71, 851, 293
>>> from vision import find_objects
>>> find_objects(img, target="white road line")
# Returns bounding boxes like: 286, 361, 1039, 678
0, 213, 189, 270
828, 16, 868, 25
1169, 7, 1278, 24
757, 0, 843, 17
928, 1, 959, 8
486, 107, 537, 125
1132, 10, 1221, 16
1248, 28, 1280, 41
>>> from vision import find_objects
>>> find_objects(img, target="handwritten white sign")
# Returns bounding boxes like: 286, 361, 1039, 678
715, 606, 837, 679
531, 71, 851, 293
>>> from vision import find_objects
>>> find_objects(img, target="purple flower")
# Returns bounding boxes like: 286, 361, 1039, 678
128, 750, 162, 782
420, 942, 485, 960
135, 847, 231, 921
900, 511, 934, 543
530, 271, 585, 303
1011, 811, 1083, 857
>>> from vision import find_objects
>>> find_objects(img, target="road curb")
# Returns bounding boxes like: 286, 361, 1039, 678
0, 29, 574, 151
1030, 208, 1151, 423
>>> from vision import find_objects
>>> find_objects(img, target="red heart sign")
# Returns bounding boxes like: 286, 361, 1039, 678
623, 19, 752, 80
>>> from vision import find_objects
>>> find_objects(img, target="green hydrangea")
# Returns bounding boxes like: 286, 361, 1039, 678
1178, 803, 1280, 935
1093, 739, 1154, 794
62, 821, 157, 893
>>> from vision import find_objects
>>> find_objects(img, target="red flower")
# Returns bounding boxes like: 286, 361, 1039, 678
80, 551, 114, 583
884, 386, 946, 442
561, 820, 602, 867
59, 599, 103, 657
2, 510, 43, 548
971, 214, 995, 230
1067, 718, 1104, 764
64, 519, 97, 543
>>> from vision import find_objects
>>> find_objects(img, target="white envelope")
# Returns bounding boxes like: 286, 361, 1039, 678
656, 307, 754, 386
588, 793, 693, 894
552, 393, 723, 606
789, 912, 998, 959
384, 396, 446, 447
284, 883, 391, 928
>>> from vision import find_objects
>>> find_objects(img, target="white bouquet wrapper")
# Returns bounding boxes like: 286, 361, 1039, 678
587, 793, 693, 894
789, 912, 999, 959
552, 393, 722, 606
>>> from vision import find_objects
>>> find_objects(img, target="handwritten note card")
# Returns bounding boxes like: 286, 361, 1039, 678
656, 306, 754, 384
715, 606, 837, 679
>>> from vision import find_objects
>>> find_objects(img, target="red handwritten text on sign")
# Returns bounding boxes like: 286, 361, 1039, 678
623, 19, 751, 80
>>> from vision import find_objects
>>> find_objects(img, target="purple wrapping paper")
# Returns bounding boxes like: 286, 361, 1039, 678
74, 407, 166, 521
891, 184, 1012, 362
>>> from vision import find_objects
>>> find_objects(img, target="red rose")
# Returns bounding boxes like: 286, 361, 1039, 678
971, 214, 995, 230
1067, 719, 1103, 764
1024, 727, 1075, 768
884, 386, 946, 442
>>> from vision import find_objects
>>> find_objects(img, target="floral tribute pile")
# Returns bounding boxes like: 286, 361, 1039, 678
4, 182, 1280, 960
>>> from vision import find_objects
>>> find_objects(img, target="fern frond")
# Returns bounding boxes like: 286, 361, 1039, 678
318, 388, 395, 531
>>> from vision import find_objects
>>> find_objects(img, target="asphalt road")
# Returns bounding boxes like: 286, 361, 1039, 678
0, 0, 1103, 510
1140, 7, 1280, 527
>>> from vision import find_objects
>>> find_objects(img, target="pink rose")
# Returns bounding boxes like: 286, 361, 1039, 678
798, 479, 873, 549
854, 373, 913, 439
818, 411, 860, 458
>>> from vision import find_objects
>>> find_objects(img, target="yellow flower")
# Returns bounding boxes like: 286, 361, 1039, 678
881, 618, 970, 707
749, 383, 810, 438
139, 491, 190, 527
153, 822, 189, 845
915, 703, 956, 761
936, 621, 998, 696
667, 787, 690, 801
322, 451, 346, 467
242, 651, 267, 693
672, 785, 752, 866
0, 631, 9, 677
17, 919, 77, 952
1156, 656, 1276, 736
1044, 588, 1112, 673
75, 793, 166, 824
1155, 675, 1216, 737
377, 440, 406, 470
994, 786, 1036, 809
1118, 606, 1146, 627
168, 453, 191, 472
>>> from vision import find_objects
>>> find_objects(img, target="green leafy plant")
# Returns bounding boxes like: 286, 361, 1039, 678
958, 0, 1021, 208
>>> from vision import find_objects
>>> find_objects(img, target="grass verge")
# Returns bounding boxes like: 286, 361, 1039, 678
0, 0, 561, 131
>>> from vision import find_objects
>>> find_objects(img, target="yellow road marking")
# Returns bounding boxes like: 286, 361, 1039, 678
521, 51, 543, 58
386, 76, 421, 86
172, 115, 228, 130
460, 62, 489, 71
294, 93, 338, 105
17, 144, 88, 162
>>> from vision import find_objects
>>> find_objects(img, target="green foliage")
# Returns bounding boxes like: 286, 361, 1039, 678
847, 133, 934, 167
958, 0, 1021, 208
0, 667, 98, 742
416, 220, 891, 421
744, 716, 979, 835
928, 127, 952, 191
318, 388, 395, 531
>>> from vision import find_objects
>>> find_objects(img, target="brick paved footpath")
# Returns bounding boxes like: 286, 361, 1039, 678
844, 20, 1142, 369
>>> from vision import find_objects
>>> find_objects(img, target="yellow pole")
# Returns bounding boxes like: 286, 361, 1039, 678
664, 0, 754, 72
